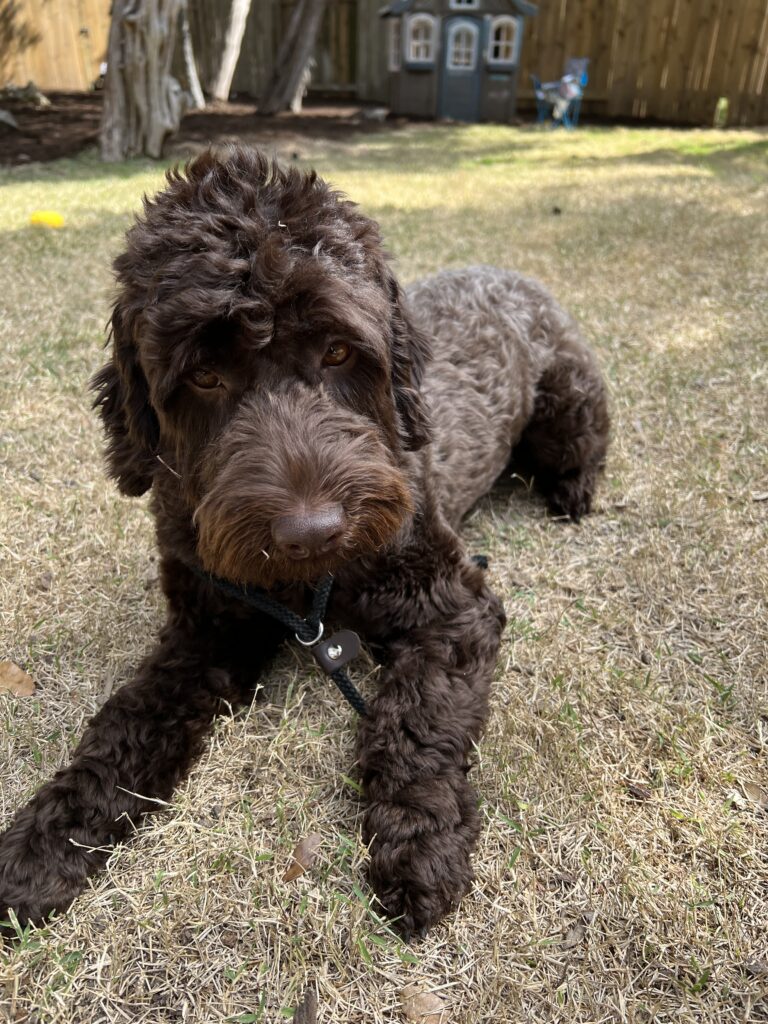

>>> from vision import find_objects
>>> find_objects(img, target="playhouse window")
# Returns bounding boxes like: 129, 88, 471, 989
488, 16, 518, 65
407, 14, 436, 63
388, 18, 402, 72
449, 0, 480, 9
447, 23, 479, 70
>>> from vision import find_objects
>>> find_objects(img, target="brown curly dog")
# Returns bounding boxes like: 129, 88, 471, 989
0, 147, 609, 938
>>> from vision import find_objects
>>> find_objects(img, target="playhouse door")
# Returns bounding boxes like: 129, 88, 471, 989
439, 17, 482, 122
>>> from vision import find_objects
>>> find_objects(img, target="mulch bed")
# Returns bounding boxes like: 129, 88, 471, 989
0, 91, 399, 167
1, 91, 102, 165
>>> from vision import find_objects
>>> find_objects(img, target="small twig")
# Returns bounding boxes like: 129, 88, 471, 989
156, 454, 181, 480
68, 837, 115, 854
115, 785, 172, 806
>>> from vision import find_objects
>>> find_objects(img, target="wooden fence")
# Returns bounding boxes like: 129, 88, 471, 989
0, 0, 110, 91
517, 0, 768, 126
2, 0, 767, 126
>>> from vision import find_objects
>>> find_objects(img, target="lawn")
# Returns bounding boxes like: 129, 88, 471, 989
0, 123, 767, 1023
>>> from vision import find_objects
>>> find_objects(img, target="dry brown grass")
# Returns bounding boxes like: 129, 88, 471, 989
1, 124, 767, 1023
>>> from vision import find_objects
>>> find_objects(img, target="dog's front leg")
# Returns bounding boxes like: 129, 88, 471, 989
355, 557, 506, 937
0, 608, 282, 933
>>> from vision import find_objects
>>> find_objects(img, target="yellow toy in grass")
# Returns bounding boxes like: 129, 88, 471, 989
30, 210, 65, 228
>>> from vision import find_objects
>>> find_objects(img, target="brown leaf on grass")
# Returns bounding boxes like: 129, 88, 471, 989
0, 662, 36, 696
399, 983, 449, 1023
740, 782, 768, 812
294, 986, 317, 1024
626, 781, 652, 801
727, 789, 748, 810
283, 833, 323, 881
561, 921, 586, 949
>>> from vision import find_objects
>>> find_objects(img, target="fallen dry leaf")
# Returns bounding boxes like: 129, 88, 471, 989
626, 781, 652, 801
561, 921, 587, 949
727, 789, 748, 810
0, 661, 36, 697
399, 983, 449, 1023
751, 492, 768, 502
740, 782, 768, 812
283, 833, 323, 881
293, 986, 318, 1024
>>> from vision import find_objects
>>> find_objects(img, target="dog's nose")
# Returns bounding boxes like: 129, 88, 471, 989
271, 505, 346, 560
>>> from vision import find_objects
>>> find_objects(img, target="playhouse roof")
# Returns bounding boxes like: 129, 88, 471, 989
380, 0, 538, 15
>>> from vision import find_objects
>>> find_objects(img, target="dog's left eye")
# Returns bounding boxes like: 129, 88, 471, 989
189, 368, 223, 390
322, 342, 353, 367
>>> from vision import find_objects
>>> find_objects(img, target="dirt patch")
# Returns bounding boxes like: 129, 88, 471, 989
0, 91, 102, 165
0, 91, 401, 166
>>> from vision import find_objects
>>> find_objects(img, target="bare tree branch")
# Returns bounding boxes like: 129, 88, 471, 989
260, 0, 327, 116
210, 0, 252, 102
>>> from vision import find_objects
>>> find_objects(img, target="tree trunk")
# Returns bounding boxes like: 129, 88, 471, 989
270, 0, 309, 83
289, 57, 314, 114
260, 0, 327, 116
210, 0, 252, 102
100, 0, 190, 162
180, 4, 205, 109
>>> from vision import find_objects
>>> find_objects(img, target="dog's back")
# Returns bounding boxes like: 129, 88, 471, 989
407, 266, 609, 525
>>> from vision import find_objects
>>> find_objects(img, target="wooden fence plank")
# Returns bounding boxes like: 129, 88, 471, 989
743, 0, 768, 122
2, 0, 767, 125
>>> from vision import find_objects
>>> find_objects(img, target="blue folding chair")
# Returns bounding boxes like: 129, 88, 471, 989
531, 58, 589, 128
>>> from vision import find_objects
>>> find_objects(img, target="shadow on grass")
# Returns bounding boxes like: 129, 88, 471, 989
578, 136, 768, 181
2, 124, 765, 189
1, 211, 132, 302
0, 148, 174, 186
0, 128, 525, 182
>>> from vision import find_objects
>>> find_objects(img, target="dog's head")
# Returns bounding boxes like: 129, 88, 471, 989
92, 147, 431, 587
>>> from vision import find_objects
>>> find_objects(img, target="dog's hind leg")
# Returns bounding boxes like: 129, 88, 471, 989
512, 340, 610, 521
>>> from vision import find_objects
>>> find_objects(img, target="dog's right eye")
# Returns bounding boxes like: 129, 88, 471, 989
322, 341, 353, 367
189, 369, 223, 390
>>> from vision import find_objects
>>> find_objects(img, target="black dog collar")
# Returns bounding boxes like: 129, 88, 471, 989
192, 568, 369, 717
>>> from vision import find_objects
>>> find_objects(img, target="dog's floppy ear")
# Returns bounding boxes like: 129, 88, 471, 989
388, 277, 432, 452
91, 303, 159, 497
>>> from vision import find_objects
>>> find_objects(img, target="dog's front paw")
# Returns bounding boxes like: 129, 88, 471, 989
0, 802, 99, 939
368, 827, 475, 938
364, 773, 480, 938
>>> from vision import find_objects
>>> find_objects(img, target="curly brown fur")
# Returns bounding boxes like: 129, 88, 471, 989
408, 266, 610, 525
0, 147, 608, 939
